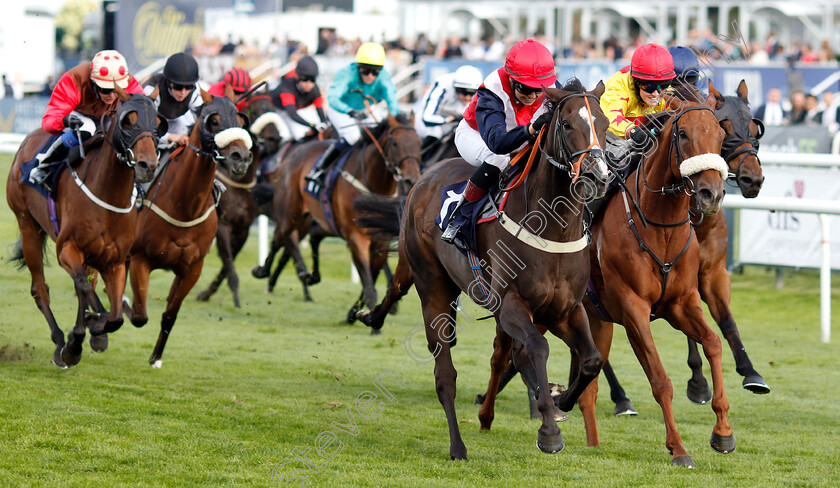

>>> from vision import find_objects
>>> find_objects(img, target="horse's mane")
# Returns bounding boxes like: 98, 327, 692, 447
362, 113, 412, 143
639, 83, 707, 133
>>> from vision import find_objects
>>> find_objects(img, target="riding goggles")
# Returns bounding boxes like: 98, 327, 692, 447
454, 87, 477, 97
298, 76, 316, 83
169, 81, 194, 92
511, 80, 542, 96
359, 67, 381, 77
638, 82, 671, 94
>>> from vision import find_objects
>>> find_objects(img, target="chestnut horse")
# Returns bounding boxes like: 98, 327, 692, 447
196, 90, 282, 307
258, 112, 422, 321
598, 80, 769, 415
578, 87, 730, 467
357, 80, 612, 459
6, 87, 162, 368
123, 89, 253, 367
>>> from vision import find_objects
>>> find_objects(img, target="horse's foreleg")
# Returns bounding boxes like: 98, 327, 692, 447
57, 243, 91, 367
357, 255, 414, 331
601, 360, 638, 416
552, 303, 602, 412
498, 294, 563, 454
268, 246, 294, 293
252, 229, 284, 280
306, 223, 326, 286
478, 327, 512, 431
126, 255, 151, 328
666, 295, 734, 456
197, 225, 234, 305
18, 222, 66, 367
223, 224, 251, 308
150, 263, 204, 368
621, 301, 692, 467
346, 233, 376, 322
700, 264, 769, 393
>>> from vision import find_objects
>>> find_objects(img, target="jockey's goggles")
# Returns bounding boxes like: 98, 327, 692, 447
638, 81, 671, 94
454, 87, 476, 97
359, 66, 382, 77
97, 86, 115, 95
169, 82, 194, 92
298, 76, 316, 83
511, 80, 542, 96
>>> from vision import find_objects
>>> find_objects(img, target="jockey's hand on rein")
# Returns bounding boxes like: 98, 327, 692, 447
348, 109, 366, 120
63, 114, 83, 130
627, 126, 651, 146
530, 112, 552, 136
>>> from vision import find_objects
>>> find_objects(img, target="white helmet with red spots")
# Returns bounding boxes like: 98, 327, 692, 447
90, 50, 130, 89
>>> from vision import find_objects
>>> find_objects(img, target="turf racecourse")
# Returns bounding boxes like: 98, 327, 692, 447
1, 153, 839, 487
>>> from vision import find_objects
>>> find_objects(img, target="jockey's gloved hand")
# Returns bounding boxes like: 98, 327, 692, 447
530, 112, 552, 135
348, 109, 366, 120
626, 126, 651, 146
313, 121, 329, 132
63, 114, 83, 130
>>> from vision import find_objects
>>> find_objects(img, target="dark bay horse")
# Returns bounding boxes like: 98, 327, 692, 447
357, 80, 612, 459
196, 90, 282, 307
258, 113, 422, 321
123, 88, 253, 367
599, 80, 769, 414
6, 87, 162, 368
578, 88, 730, 467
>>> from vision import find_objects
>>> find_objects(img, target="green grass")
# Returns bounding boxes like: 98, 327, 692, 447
1, 153, 839, 487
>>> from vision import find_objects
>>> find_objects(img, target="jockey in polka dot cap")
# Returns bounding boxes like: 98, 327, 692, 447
29, 49, 144, 187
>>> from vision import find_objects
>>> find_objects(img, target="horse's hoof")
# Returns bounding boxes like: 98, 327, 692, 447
150, 359, 163, 369
474, 394, 486, 405
687, 379, 712, 405
60, 345, 82, 367
388, 303, 399, 315
233, 297, 241, 308
743, 375, 770, 394
671, 455, 694, 468
536, 432, 564, 454
52, 348, 68, 369
346, 310, 358, 324
251, 265, 269, 279
614, 399, 638, 416
304, 295, 313, 302
370, 328, 381, 335
196, 290, 210, 302
89, 333, 108, 352
554, 407, 567, 422
710, 432, 736, 454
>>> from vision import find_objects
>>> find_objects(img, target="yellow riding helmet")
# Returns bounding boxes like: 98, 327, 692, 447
355, 42, 386, 67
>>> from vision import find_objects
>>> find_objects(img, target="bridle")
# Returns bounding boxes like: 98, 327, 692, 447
537, 92, 605, 182
714, 97, 764, 184
104, 95, 163, 167
358, 122, 422, 195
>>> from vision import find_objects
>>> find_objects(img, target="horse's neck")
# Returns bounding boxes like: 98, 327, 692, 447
79, 145, 135, 199
511, 158, 585, 242
352, 144, 395, 194
634, 148, 690, 223
164, 149, 216, 212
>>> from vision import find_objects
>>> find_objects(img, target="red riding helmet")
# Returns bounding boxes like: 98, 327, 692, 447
504, 39, 557, 88
224, 67, 252, 93
630, 43, 676, 82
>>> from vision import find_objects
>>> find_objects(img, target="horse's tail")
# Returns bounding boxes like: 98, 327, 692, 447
8, 237, 39, 271
353, 194, 406, 244
252, 182, 275, 216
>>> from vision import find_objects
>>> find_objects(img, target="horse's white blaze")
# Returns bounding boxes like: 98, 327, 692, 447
578, 106, 594, 145
214, 127, 253, 150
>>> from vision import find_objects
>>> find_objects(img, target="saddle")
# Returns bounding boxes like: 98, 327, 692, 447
21, 134, 104, 199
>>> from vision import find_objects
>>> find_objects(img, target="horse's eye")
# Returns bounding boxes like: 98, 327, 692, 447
678, 129, 688, 139
561, 120, 571, 130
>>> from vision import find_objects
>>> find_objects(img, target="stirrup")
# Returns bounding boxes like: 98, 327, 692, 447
29, 168, 48, 185
440, 223, 461, 243
305, 170, 323, 184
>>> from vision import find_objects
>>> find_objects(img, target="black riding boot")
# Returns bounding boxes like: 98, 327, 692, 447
306, 138, 349, 184
440, 162, 501, 244
29, 137, 70, 186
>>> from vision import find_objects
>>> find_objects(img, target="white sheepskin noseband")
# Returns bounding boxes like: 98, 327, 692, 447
679, 153, 727, 180
214, 127, 253, 150
250, 112, 283, 135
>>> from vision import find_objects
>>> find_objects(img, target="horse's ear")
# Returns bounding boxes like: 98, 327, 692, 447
200, 88, 213, 105
592, 81, 605, 99
237, 112, 250, 130
224, 83, 237, 102
114, 79, 131, 102
707, 80, 725, 109
387, 111, 398, 127
149, 85, 160, 100
736, 79, 749, 102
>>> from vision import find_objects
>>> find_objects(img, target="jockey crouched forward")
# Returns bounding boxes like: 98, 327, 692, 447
143, 52, 202, 149
441, 39, 559, 245
29, 50, 144, 187
306, 42, 400, 187
270, 55, 329, 142
413, 65, 483, 157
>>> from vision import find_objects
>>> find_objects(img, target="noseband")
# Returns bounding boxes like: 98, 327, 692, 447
538, 92, 604, 181
107, 95, 162, 167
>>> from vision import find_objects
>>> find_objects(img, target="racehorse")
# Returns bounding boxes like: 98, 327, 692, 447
196, 89, 283, 307
356, 79, 611, 459
6, 85, 162, 368
257, 112, 422, 321
123, 88, 253, 367
578, 86, 730, 467
420, 130, 461, 171
602, 80, 769, 410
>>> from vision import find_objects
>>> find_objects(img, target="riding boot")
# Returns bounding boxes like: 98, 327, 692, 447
306, 138, 349, 184
441, 162, 501, 244
29, 135, 71, 185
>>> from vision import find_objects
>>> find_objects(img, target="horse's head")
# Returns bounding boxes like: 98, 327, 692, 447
659, 86, 727, 215
242, 91, 283, 157
111, 84, 164, 183
378, 112, 423, 196
541, 79, 611, 202
197, 89, 253, 176
710, 80, 764, 198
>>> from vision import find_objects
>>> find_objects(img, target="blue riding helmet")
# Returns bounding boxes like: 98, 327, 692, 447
668, 46, 701, 86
